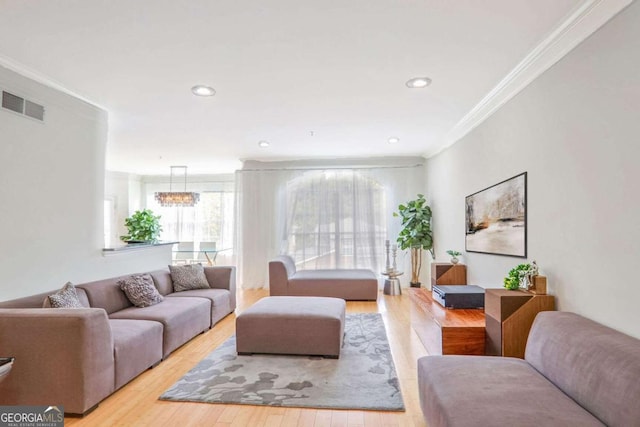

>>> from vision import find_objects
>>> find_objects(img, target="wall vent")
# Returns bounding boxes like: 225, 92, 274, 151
1, 90, 45, 121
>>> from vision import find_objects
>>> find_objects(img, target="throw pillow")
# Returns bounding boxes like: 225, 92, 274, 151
169, 264, 210, 292
118, 274, 164, 308
47, 282, 84, 308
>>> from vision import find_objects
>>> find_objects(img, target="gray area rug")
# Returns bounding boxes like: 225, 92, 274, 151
160, 313, 404, 411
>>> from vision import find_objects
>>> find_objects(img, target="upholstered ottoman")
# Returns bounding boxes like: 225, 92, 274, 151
236, 296, 346, 358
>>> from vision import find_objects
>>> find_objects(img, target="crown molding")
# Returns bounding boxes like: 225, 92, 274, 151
426, 0, 633, 158
0, 53, 104, 111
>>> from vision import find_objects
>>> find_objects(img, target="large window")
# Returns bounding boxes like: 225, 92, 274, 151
146, 190, 234, 251
284, 170, 386, 271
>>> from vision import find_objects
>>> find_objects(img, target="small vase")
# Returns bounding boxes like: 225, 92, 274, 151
451, 257, 459, 265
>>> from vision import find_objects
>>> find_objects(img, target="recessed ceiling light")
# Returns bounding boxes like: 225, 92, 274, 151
258, 140, 270, 148
191, 85, 216, 96
388, 137, 400, 144
405, 77, 432, 88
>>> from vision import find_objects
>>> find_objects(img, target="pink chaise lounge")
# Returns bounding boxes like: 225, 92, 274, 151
268, 255, 378, 301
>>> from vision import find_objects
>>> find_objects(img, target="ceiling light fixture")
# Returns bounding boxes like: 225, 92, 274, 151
154, 166, 200, 207
405, 77, 432, 88
258, 140, 270, 147
191, 85, 216, 96
388, 137, 400, 144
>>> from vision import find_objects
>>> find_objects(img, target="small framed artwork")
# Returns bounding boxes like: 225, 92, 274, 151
465, 172, 527, 257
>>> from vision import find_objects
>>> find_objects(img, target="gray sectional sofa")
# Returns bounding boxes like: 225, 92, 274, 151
269, 255, 378, 300
0, 266, 235, 415
418, 311, 640, 427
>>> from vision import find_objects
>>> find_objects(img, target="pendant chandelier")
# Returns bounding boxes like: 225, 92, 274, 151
154, 166, 200, 207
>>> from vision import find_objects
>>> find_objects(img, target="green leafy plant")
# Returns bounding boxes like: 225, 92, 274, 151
120, 209, 163, 242
393, 194, 434, 286
504, 263, 532, 290
446, 250, 462, 257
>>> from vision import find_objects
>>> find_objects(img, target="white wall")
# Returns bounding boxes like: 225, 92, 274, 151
0, 66, 170, 301
105, 171, 144, 245
426, 2, 640, 338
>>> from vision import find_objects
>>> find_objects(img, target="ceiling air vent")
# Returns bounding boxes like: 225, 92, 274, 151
25, 100, 45, 121
1, 90, 45, 121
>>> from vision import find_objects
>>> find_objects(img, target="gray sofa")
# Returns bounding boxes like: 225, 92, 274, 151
269, 255, 378, 300
418, 311, 640, 427
0, 266, 235, 415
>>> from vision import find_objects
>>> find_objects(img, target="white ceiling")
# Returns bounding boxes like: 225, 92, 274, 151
0, 0, 588, 174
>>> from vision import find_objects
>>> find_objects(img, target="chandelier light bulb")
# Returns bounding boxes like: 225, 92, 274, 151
154, 166, 200, 207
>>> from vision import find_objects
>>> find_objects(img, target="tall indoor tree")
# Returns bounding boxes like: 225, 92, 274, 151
394, 194, 434, 287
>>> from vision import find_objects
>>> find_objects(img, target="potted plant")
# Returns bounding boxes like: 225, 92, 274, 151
446, 250, 462, 264
120, 209, 163, 243
504, 263, 534, 290
394, 194, 434, 287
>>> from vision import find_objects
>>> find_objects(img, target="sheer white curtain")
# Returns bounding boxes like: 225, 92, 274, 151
284, 170, 385, 271
235, 159, 425, 289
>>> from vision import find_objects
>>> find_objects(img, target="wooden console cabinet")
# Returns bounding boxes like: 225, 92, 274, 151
485, 289, 555, 359
430, 263, 467, 287
408, 288, 485, 355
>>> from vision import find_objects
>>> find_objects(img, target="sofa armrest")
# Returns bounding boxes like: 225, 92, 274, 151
204, 266, 236, 311
268, 259, 290, 296
0, 308, 115, 415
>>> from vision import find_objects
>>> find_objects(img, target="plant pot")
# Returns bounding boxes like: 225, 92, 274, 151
451, 257, 459, 265
410, 282, 421, 288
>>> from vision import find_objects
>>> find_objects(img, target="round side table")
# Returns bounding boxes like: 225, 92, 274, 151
382, 271, 404, 296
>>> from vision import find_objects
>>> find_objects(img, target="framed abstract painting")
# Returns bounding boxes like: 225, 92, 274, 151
465, 172, 527, 257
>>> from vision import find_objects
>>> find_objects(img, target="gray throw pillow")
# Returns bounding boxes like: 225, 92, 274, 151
47, 282, 84, 308
169, 264, 210, 292
118, 274, 164, 308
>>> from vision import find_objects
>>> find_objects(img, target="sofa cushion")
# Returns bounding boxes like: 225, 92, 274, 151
294, 269, 375, 281
118, 274, 164, 308
109, 297, 210, 357
418, 355, 604, 427
169, 264, 210, 292
525, 312, 640, 427
149, 270, 174, 296
288, 269, 378, 300
109, 319, 163, 390
46, 282, 85, 308
77, 275, 134, 314
166, 288, 232, 325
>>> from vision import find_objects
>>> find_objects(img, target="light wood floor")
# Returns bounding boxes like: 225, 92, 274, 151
66, 290, 429, 427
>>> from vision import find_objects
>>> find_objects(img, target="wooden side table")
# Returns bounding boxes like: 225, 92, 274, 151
431, 263, 467, 287
485, 289, 555, 358
408, 288, 485, 355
